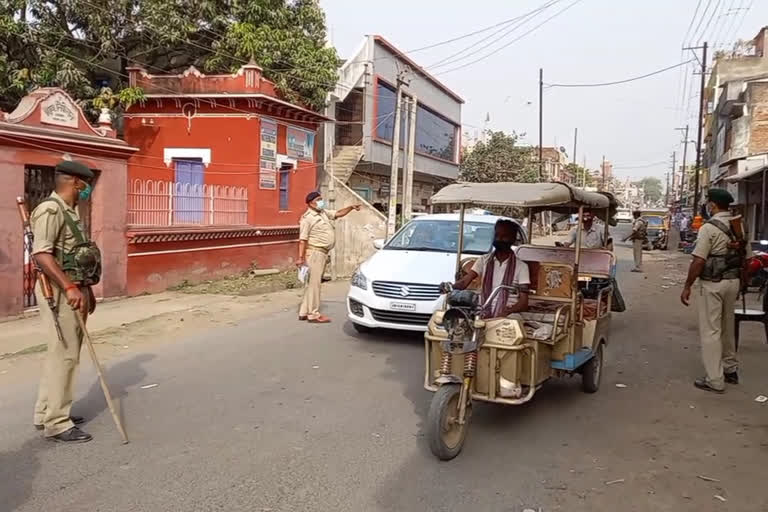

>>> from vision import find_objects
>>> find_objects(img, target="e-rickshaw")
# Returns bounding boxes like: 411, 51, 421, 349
641, 209, 669, 250
424, 182, 617, 460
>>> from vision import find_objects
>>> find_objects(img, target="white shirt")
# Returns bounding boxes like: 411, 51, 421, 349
472, 247, 531, 309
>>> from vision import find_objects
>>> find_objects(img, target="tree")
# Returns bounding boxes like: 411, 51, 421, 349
564, 163, 594, 187
0, 0, 338, 115
460, 130, 538, 184
635, 177, 663, 204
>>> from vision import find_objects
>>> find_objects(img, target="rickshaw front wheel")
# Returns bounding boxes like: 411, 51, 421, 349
427, 384, 469, 460
581, 343, 604, 393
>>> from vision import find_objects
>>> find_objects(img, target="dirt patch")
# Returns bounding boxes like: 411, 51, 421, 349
170, 269, 301, 296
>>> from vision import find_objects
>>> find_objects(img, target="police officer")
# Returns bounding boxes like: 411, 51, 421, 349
681, 189, 741, 393
623, 210, 647, 272
297, 191, 360, 323
31, 160, 99, 443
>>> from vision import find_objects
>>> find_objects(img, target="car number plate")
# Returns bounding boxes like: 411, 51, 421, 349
390, 301, 416, 312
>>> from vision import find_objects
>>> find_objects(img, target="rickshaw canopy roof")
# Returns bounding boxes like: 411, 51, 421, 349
431, 182, 613, 211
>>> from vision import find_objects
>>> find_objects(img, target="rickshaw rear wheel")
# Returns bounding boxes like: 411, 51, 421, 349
427, 384, 469, 460
581, 343, 604, 393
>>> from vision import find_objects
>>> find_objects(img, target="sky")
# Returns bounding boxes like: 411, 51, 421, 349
320, 0, 768, 183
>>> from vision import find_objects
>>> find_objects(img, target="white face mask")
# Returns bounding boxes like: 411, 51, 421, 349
315, 200, 325, 210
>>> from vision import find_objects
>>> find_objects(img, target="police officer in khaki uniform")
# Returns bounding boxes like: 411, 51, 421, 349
297, 191, 360, 323
681, 189, 742, 393
31, 160, 98, 443
623, 210, 647, 272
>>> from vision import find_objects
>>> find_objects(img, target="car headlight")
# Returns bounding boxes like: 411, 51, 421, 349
351, 269, 368, 290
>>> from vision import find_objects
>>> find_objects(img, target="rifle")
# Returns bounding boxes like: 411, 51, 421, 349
16, 197, 67, 348
729, 216, 748, 314
17, 196, 129, 444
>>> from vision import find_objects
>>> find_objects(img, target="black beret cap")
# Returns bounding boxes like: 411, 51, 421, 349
55, 160, 94, 180
707, 188, 734, 205
305, 191, 321, 204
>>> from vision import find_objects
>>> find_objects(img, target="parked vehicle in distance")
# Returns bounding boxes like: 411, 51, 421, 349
616, 208, 632, 223
346, 214, 527, 333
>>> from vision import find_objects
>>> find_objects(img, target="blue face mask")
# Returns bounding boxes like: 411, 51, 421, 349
315, 199, 325, 210
78, 183, 92, 201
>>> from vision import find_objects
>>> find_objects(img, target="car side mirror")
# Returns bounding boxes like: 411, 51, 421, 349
373, 239, 384, 250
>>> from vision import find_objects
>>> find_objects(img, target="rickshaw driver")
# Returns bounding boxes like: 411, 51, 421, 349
558, 210, 606, 249
443, 219, 530, 318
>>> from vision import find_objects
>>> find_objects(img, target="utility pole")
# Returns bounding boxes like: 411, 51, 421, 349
572, 127, 578, 165
601, 155, 606, 191
669, 151, 676, 206
685, 42, 708, 215
386, 68, 409, 238
676, 124, 690, 203
402, 96, 417, 224
538, 68, 544, 180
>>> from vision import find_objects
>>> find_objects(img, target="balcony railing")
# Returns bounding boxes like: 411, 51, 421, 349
128, 179, 248, 227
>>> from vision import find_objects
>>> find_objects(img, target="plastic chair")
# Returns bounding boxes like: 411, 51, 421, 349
734, 290, 768, 351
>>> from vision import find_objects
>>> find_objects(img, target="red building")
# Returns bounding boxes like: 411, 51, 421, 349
0, 88, 136, 317
123, 62, 329, 294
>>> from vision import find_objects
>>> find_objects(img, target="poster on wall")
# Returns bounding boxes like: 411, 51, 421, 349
260, 118, 278, 189
287, 127, 315, 161
259, 158, 277, 189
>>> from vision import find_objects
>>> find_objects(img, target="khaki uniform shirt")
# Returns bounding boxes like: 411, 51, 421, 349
299, 208, 337, 251
692, 212, 735, 261
30, 192, 83, 258
568, 223, 606, 249
631, 217, 647, 239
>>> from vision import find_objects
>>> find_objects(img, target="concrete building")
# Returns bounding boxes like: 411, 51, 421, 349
322, 35, 462, 209
121, 63, 329, 294
704, 27, 768, 239
319, 35, 463, 276
540, 146, 571, 183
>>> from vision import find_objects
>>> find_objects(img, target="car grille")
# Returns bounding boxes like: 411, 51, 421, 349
371, 281, 441, 301
369, 308, 433, 326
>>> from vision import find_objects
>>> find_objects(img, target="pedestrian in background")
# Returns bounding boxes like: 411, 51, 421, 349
297, 191, 360, 323
681, 189, 745, 393
623, 210, 647, 272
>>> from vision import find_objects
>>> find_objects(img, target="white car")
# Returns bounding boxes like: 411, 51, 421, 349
616, 208, 632, 223
346, 214, 527, 333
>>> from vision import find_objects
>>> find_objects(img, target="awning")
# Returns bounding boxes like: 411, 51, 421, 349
724, 164, 768, 183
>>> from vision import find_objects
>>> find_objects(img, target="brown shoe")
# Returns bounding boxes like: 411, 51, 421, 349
308, 315, 332, 324
298, 316, 308, 321
694, 378, 725, 394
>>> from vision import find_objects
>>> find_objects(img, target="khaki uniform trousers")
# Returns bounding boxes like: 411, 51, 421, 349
300, 249, 328, 320
33, 284, 89, 437
697, 278, 739, 390
633, 239, 643, 270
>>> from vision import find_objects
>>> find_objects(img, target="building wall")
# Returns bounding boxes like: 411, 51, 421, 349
122, 103, 321, 294
0, 146, 128, 316
365, 38, 461, 181
347, 170, 436, 211
749, 82, 768, 154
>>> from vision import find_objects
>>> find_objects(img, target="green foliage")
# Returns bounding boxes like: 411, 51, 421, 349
634, 177, 663, 204
564, 163, 594, 187
0, 0, 337, 114
460, 131, 539, 184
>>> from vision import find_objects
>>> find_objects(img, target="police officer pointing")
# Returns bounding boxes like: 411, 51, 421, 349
31, 160, 101, 442
681, 188, 743, 393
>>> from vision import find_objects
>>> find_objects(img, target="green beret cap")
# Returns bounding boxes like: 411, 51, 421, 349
55, 160, 94, 180
707, 188, 734, 204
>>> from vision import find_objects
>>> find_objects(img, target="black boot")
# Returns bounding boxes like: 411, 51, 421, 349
725, 372, 739, 385
35, 415, 85, 431
47, 426, 93, 443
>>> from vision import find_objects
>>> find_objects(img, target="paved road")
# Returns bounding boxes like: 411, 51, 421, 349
2, 241, 768, 512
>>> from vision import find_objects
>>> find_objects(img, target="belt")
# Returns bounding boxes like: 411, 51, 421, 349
308, 245, 329, 254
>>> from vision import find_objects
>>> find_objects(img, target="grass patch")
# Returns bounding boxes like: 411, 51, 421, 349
171, 269, 301, 296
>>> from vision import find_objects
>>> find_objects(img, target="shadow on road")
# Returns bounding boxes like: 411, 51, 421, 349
77, 353, 155, 431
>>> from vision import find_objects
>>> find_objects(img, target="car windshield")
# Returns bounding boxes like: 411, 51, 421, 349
386, 220, 511, 254
644, 216, 664, 226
